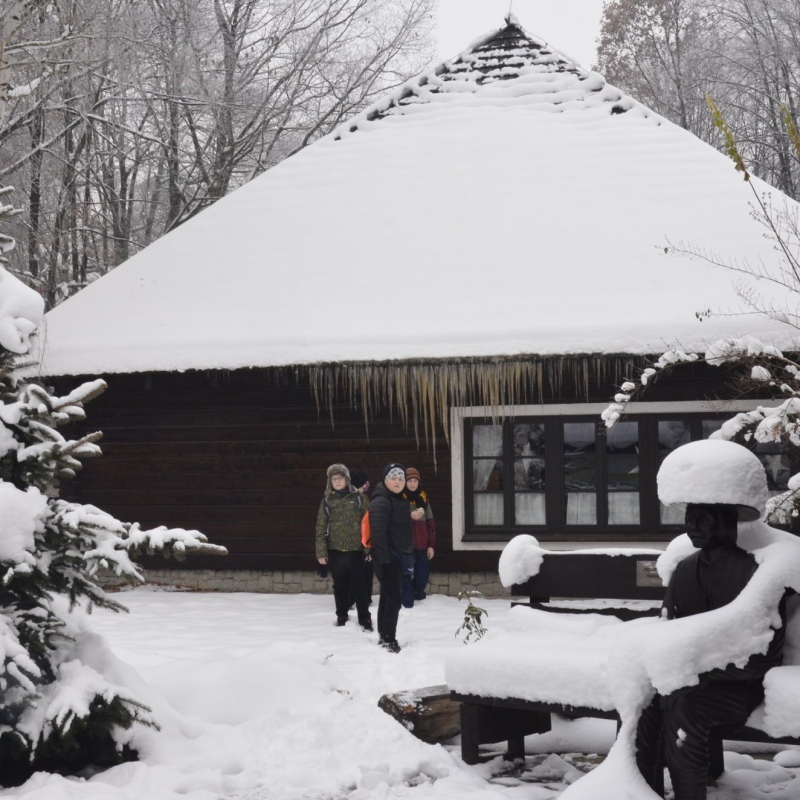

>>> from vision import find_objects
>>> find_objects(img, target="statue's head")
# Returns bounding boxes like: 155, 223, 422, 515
685, 503, 739, 550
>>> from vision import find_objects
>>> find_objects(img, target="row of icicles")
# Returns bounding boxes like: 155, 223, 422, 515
301, 356, 647, 458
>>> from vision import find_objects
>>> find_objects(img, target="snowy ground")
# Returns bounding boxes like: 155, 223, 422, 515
1, 589, 798, 799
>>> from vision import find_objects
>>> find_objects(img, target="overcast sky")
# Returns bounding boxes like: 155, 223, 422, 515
435, 0, 607, 70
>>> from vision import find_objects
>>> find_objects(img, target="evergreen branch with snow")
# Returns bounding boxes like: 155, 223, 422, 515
0, 246, 224, 778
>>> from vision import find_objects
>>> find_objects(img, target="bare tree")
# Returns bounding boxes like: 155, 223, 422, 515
140, 0, 434, 230
597, 0, 800, 198
597, 0, 716, 135
0, 0, 434, 308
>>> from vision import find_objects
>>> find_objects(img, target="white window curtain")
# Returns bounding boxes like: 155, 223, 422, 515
472, 425, 503, 490
515, 493, 546, 524
473, 426, 504, 524
566, 492, 596, 524
474, 494, 503, 524
609, 492, 640, 525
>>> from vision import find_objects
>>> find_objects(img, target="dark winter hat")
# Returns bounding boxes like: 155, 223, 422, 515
325, 463, 353, 494
382, 463, 406, 482
350, 468, 369, 490
406, 467, 421, 482
327, 463, 350, 480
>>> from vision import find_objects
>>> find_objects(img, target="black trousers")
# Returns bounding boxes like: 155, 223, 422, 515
374, 559, 403, 642
636, 680, 763, 800
349, 559, 374, 606
328, 550, 370, 623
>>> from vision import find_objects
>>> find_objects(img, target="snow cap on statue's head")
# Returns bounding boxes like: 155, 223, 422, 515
657, 439, 767, 522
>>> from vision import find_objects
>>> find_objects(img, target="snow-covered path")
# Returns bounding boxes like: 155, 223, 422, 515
1, 589, 798, 799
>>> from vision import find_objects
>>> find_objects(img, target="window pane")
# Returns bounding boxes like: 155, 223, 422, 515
755, 442, 791, 496
515, 493, 546, 524
607, 421, 639, 491
658, 421, 691, 461
473, 459, 504, 491
659, 420, 691, 524
514, 460, 544, 490
472, 423, 504, 492
513, 424, 546, 489
564, 422, 596, 525
609, 493, 640, 524
474, 493, 503, 525
660, 502, 685, 525
564, 423, 596, 491
566, 493, 597, 524
473, 424, 503, 457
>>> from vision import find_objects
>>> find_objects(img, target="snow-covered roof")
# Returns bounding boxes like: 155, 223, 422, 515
34, 19, 799, 376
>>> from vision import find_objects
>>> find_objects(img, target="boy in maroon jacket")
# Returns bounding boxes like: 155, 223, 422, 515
402, 467, 436, 608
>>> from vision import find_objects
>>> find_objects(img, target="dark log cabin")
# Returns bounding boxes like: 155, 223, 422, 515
38, 20, 798, 593
56, 355, 792, 593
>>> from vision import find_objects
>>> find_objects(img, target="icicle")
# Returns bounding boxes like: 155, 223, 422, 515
299, 355, 647, 463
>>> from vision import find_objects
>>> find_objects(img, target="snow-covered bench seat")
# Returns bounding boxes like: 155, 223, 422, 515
448, 606, 624, 763
447, 606, 800, 763
446, 531, 800, 766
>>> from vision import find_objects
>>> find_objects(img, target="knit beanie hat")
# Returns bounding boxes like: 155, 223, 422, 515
406, 467, 421, 482
350, 468, 369, 490
326, 463, 353, 493
382, 463, 406, 482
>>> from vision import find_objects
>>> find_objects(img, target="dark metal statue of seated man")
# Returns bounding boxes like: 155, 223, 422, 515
635, 503, 787, 800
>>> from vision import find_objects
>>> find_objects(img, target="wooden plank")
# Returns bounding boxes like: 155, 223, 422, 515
517, 602, 660, 622
136, 552, 333, 571
83, 437, 448, 458
512, 554, 666, 602
377, 685, 461, 744
450, 692, 618, 720
77, 470, 452, 493
713, 725, 800, 746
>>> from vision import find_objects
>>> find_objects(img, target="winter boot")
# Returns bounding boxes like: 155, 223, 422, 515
381, 639, 401, 654
336, 615, 348, 626
359, 615, 373, 632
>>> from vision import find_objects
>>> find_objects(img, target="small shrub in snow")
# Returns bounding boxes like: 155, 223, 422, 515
455, 589, 488, 643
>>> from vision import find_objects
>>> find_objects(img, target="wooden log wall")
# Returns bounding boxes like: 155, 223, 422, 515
57, 368, 465, 573
52, 359, 752, 575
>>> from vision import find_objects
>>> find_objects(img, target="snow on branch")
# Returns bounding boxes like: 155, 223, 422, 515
603, 334, 800, 524
124, 523, 228, 560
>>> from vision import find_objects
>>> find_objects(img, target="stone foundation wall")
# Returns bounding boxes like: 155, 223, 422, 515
100, 569, 510, 597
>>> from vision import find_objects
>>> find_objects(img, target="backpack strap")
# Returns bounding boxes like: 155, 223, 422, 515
323, 495, 331, 537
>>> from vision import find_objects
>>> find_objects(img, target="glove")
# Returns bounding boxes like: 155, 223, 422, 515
316, 564, 328, 579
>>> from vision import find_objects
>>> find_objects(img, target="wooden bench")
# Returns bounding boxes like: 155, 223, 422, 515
450, 692, 618, 765
449, 551, 800, 766
511, 550, 665, 620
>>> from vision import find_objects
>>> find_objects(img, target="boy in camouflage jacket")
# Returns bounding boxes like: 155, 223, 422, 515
315, 463, 372, 629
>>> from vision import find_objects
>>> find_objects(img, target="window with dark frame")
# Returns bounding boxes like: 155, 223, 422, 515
464, 413, 797, 542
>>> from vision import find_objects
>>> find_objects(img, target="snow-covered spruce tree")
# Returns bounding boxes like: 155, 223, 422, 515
0, 184, 226, 785
603, 98, 800, 525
